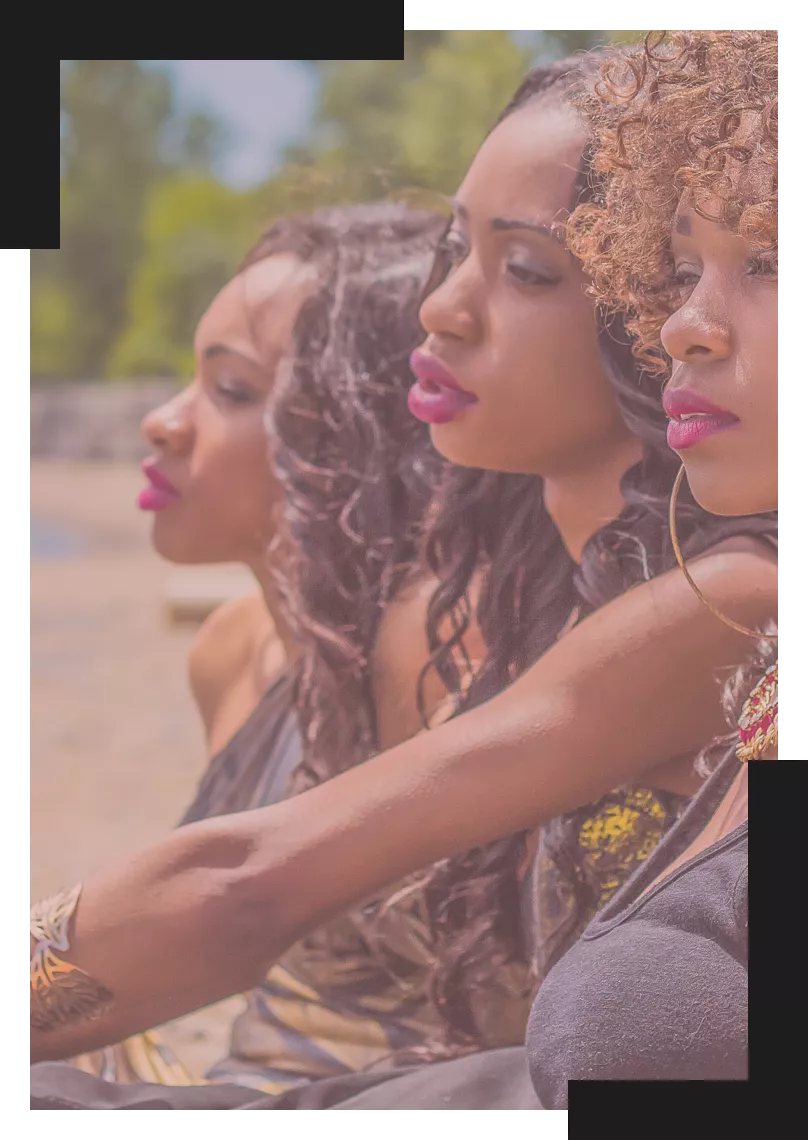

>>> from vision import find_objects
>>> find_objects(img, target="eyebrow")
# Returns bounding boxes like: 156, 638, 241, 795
202, 344, 234, 359
452, 199, 566, 245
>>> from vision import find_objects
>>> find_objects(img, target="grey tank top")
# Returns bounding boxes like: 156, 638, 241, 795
526, 750, 747, 1105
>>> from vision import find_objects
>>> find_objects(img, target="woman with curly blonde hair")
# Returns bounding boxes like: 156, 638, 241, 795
525, 31, 776, 1102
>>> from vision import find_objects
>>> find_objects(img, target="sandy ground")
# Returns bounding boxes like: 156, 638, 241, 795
31, 460, 247, 1076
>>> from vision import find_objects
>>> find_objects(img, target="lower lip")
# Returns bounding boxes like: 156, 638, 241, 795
667, 415, 739, 451
407, 380, 478, 425
138, 485, 180, 512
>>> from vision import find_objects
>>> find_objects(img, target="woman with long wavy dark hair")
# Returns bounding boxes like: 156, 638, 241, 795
371, 56, 776, 1046
71, 201, 451, 1089
30, 50, 777, 1108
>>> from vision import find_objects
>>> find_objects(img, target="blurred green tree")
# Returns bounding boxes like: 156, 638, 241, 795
270, 34, 647, 211
274, 34, 532, 206
534, 30, 647, 57
51, 61, 174, 377
397, 31, 535, 193
108, 175, 265, 379
539, 30, 605, 56
32, 61, 223, 379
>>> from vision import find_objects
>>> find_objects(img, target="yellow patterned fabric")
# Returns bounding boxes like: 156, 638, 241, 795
205, 870, 532, 1092
524, 786, 685, 981
72, 1032, 205, 1086
577, 788, 675, 900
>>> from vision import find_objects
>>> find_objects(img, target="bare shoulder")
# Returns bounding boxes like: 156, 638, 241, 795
676, 533, 777, 615
689, 532, 777, 570
494, 534, 777, 794
372, 573, 488, 750
558, 535, 777, 678
188, 594, 277, 729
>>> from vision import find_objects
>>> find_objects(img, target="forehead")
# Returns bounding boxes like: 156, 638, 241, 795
196, 253, 319, 354
458, 100, 586, 223
673, 193, 760, 264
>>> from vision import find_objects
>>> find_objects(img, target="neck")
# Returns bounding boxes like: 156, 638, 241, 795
543, 437, 644, 561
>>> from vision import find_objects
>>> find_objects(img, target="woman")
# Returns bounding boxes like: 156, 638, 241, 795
68, 68, 689, 1087
30, 49, 776, 1097
73, 201, 461, 1088
522, 29, 775, 1102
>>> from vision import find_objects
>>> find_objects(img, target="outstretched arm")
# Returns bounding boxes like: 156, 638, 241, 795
31, 543, 775, 1062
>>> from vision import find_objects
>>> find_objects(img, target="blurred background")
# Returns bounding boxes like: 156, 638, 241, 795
32, 38, 645, 1071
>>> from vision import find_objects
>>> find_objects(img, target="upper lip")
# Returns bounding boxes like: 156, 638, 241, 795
409, 350, 475, 396
142, 459, 179, 494
662, 387, 736, 421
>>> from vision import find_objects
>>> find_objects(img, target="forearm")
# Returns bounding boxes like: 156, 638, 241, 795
238, 566, 769, 927
28, 699, 547, 1064
239, 685, 618, 931
31, 552, 773, 1060
30, 817, 289, 1063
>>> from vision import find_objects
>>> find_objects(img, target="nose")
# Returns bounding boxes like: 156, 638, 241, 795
141, 384, 195, 454
419, 259, 482, 345
661, 285, 732, 366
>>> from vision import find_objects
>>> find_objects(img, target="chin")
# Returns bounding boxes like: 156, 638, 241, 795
429, 424, 536, 474
149, 518, 217, 565
684, 465, 777, 518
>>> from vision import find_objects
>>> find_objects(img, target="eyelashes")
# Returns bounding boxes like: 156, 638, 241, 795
437, 231, 468, 265
671, 255, 777, 293
214, 380, 259, 405
672, 266, 701, 289
436, 231, 561, 287
506, 261, 561, 287
746, 255, 777, 278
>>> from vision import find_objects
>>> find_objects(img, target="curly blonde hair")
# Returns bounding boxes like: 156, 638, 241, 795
568, 30, 777, 376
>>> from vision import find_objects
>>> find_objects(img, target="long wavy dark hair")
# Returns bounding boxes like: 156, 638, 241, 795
252, 203, 447, 786
407, 59, 778, 1045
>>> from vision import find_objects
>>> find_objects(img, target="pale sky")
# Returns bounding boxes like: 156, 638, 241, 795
154, 60, 319, 188
149, 48, 569, 189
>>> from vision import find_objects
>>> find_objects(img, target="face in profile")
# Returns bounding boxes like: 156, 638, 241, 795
411, 100, 639, 478
140, 254, 318, 566
662, 189, 777, 518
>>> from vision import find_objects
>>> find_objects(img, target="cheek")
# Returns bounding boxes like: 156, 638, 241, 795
193, 417, 276, 509
740, 295, 777, 420
497, 294, 606, 411
762, 298, 778, 378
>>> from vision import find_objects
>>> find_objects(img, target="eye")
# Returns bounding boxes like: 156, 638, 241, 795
672, 263, 702, 289
437, 230, 469, 266
746, 255, 777, 279
506, 259, 561, 287
214, 378, 259, 405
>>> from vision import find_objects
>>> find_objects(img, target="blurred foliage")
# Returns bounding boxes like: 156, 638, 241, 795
39, 39, 645, 380
397, 32, 535, 191
34, 61, 221, 379
108, 177, 265, 378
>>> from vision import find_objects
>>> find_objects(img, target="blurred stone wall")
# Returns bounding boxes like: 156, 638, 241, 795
31, 380, 181, 461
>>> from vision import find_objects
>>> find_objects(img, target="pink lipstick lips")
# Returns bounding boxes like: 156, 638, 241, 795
138, 461, 181, 512
663, 388, 740, 451
408, 351, 479, 425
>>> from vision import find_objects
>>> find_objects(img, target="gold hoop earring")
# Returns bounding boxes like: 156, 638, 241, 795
669, 464, 778, 641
